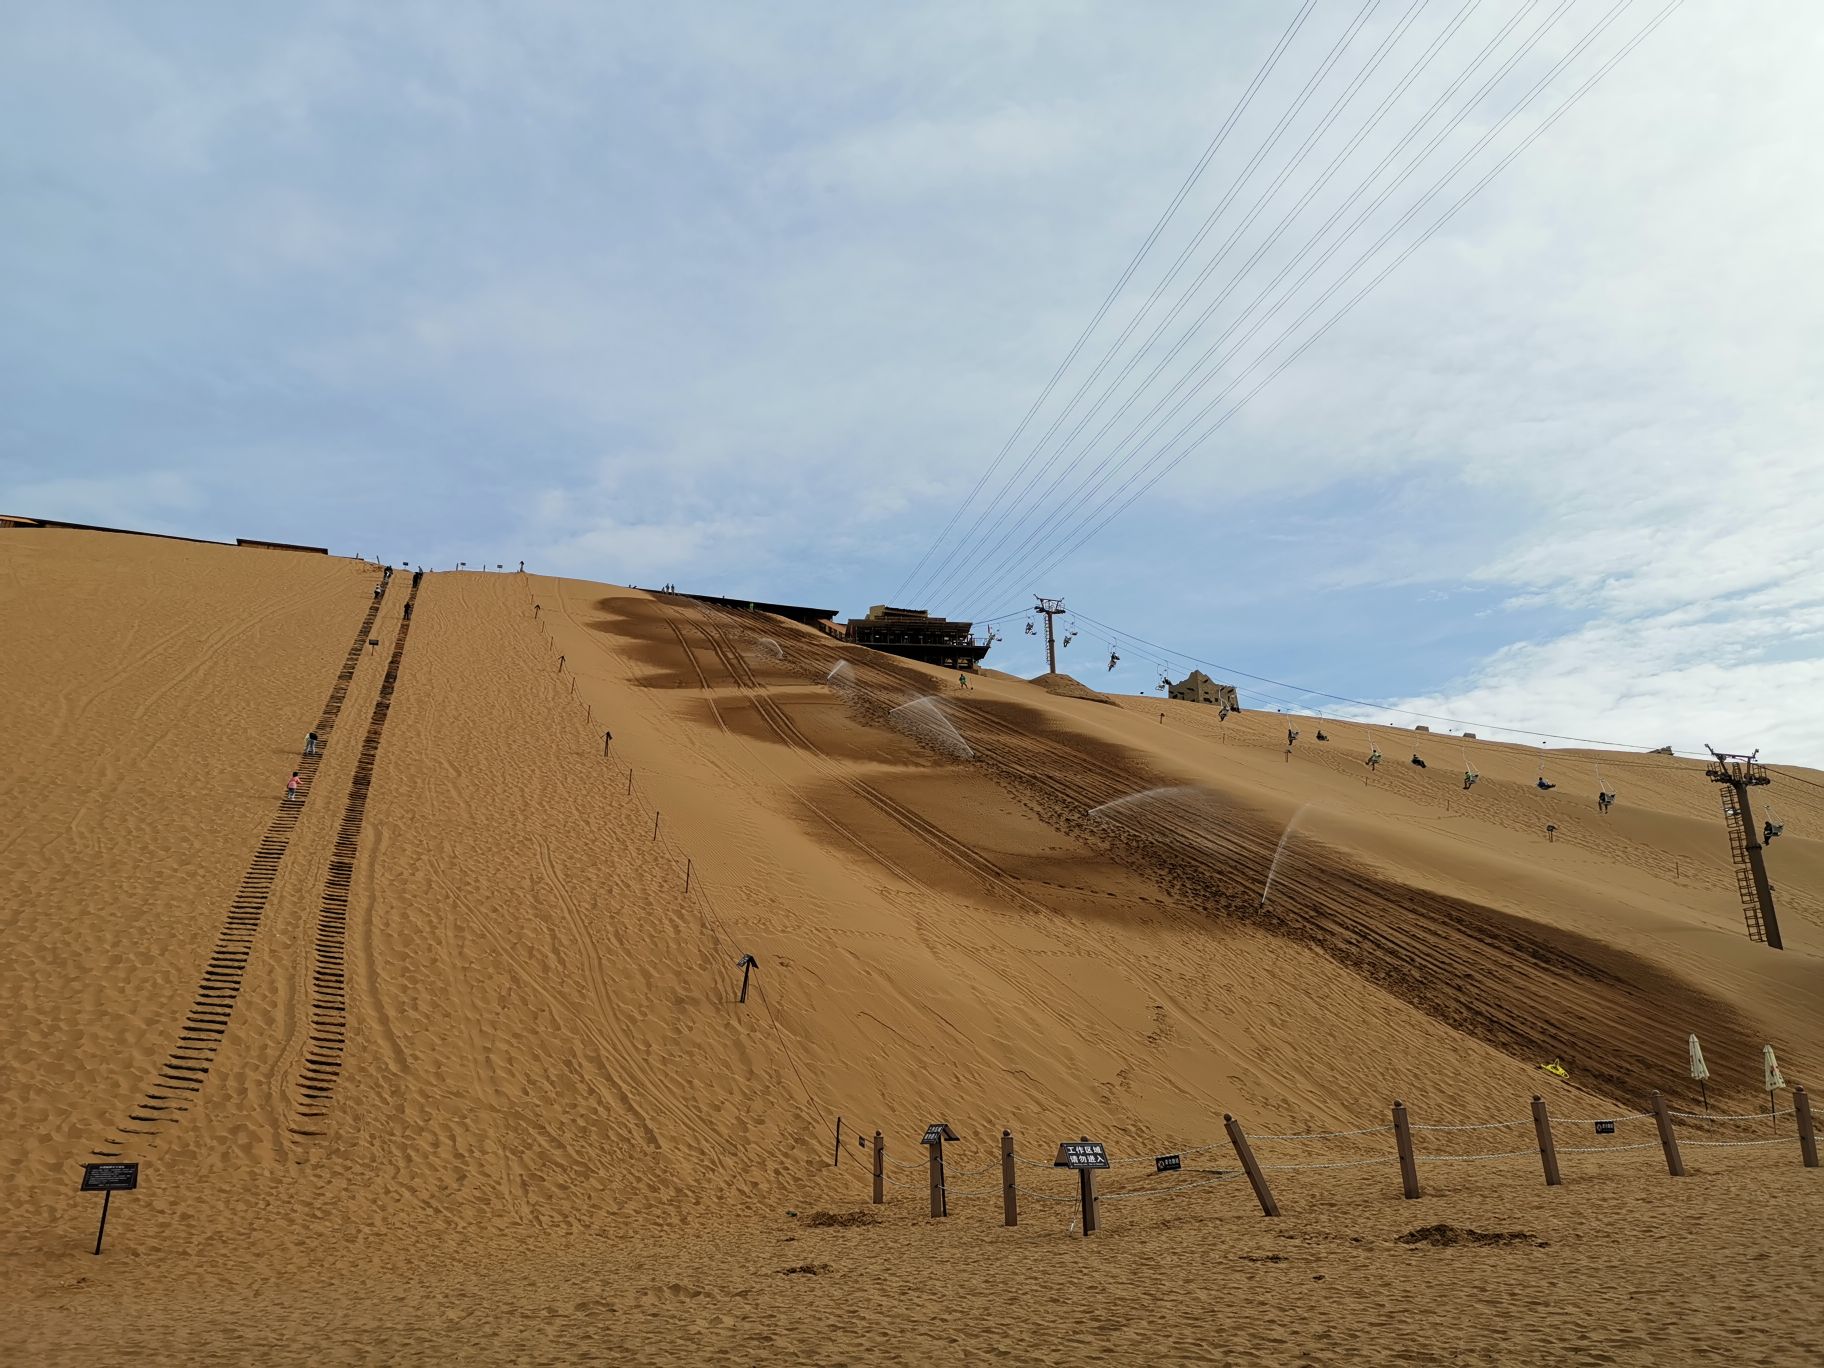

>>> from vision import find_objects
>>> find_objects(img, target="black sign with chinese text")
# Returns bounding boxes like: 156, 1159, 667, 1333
1594, 1120, 1616, 1135
81, 1163, 139, 1192
1054, 1141, 1109, 1169
1155, 1154, 1182, 1173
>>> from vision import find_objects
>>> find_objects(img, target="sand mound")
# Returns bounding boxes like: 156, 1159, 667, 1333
5, 528, 1823, 1363
1028, 670, 1116, 704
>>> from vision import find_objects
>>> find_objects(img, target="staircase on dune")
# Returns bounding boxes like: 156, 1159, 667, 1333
1718, 788, 1766, 943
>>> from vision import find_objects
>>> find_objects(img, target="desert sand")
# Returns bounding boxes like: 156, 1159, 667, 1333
2, 527, 1819, 1365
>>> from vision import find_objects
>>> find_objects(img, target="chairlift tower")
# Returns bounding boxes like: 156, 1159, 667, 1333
1704, 747, 1783, 949
1033, 597, 1067, 675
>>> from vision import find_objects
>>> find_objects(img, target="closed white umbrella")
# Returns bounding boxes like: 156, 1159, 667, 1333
1689, 1034, 1710, 1112
1764, 1045, 1787, 1130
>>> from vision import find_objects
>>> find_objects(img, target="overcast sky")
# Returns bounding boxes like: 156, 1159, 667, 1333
5, 2, 1820, 764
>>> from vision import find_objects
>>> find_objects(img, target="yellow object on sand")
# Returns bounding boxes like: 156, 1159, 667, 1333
1538, 1059, 1569, 1080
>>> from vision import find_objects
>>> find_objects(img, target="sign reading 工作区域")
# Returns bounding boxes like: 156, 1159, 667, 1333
1054, 1141, 1110, 1169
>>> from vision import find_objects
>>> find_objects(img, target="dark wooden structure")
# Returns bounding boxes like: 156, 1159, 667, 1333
844, 605, 990, 672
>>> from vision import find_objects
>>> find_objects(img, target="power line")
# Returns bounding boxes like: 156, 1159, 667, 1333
915, 0, 1389, 611
957, 0, 1595, 614
890, 1, 1319, 603
952, 0, 1538, 617
990, 0, 1679, 606
1068, 607, 1701, 752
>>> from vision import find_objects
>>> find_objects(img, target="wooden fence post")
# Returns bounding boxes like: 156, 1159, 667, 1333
1002, 1130, 1017, 1228
1651, 1090, 1685, 1177
1795, 1086, 1818, 1169
929, 1137, 947, 1218
1224, 1113, 1279, 1217
652, 811, 660, 840
1077, 1137, 1098, 1236
1393, 1100, 1421, 1199
833, 1116, 842, 1168
872, 1131, 884, 1204
684, 858, 692, 894
1531, 1094, 1562, 1187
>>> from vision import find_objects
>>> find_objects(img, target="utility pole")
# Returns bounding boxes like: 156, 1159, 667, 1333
1705, 747, 1783, 949
1033, 597, 1066, 675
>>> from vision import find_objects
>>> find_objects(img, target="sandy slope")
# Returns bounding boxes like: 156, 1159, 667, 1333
3, 530, 1820, 1365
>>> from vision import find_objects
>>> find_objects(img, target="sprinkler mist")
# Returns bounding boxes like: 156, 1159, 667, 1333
887, 697, 973, 759
1259, 803, 1313, 909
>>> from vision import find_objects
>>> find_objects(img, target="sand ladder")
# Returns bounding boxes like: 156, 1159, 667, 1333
1719, 787, 1766, 943
291, 580, 419, 1134
94, 586, 389, 1158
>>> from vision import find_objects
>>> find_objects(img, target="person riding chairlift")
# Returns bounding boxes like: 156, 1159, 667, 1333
1365, 748, 1382, 769
1463, 770, 1479, 790
1764, 820, 1783, 843
1410, 754, 1427, 769
1598, 791, 1616, 813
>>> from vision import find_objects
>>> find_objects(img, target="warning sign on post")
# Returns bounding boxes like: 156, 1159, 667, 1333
1155, 1153, 1182, 1173
1053, 1141, 1109, 1169
80, 1163, 139, 1192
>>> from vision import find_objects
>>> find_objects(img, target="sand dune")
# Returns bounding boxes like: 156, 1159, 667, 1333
3, 529, 1820, 1365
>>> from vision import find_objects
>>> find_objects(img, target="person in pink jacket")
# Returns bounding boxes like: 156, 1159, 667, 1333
286, 772, 302, 802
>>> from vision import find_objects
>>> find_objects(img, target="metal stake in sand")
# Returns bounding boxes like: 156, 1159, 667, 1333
923, 1124, 959, 1218
1392, 1101, 1421, 1199
1794, 1087, 1818, 1168
736, 954, 758, 1004
652, 810, 660, 840
684, 858, 692, 894
1002, 1131, 1018, 1228
1224, 1114, 1279, 1217
1531, 1095, 1562, 1187
1651, 1090, 1685, 1177
872, 1131, 885, 1203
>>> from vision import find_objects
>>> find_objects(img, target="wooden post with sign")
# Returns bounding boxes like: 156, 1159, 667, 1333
1392, 1101, 1421, 1199
1224, 1114, 1279, 1217
1651, 1090, 1685, 1177
1531, 1095, 1562, 1187
872, 1131, 885, 1204
1793, 1086, 1817, 1169
80, 1163, 138, 1256
1053, 1139, 1108, 1236
1001, 1131, 1018, 1228
924, 1123, 959, 1218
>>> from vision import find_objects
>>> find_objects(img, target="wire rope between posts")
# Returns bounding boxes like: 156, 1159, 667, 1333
1015, 1187, 1083, 1204
1669, 1108, 1792, 1122
940, 1184, 1004, 1198
1414, 1148, 1538, 1163
1249, 1124, 1393, 1141
1099, 1174, 1241, 1200
1556, 1112, 1653, 1125
1411, 1118, 1530, 1133
1258, 1156, 1396, 1172
1681, 1137, 1794, 1149
1557, 1141, 1659, 1154
884, 1155, 927, 1171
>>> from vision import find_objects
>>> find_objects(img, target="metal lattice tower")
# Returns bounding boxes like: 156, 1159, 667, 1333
1033, 597, 1066, 675
1704, 747, 1783, 950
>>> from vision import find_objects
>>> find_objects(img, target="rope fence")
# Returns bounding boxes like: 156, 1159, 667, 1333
847, 1086, 1817, 1238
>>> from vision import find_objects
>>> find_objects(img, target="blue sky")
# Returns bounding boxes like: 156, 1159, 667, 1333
4, 2, 1822, 763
